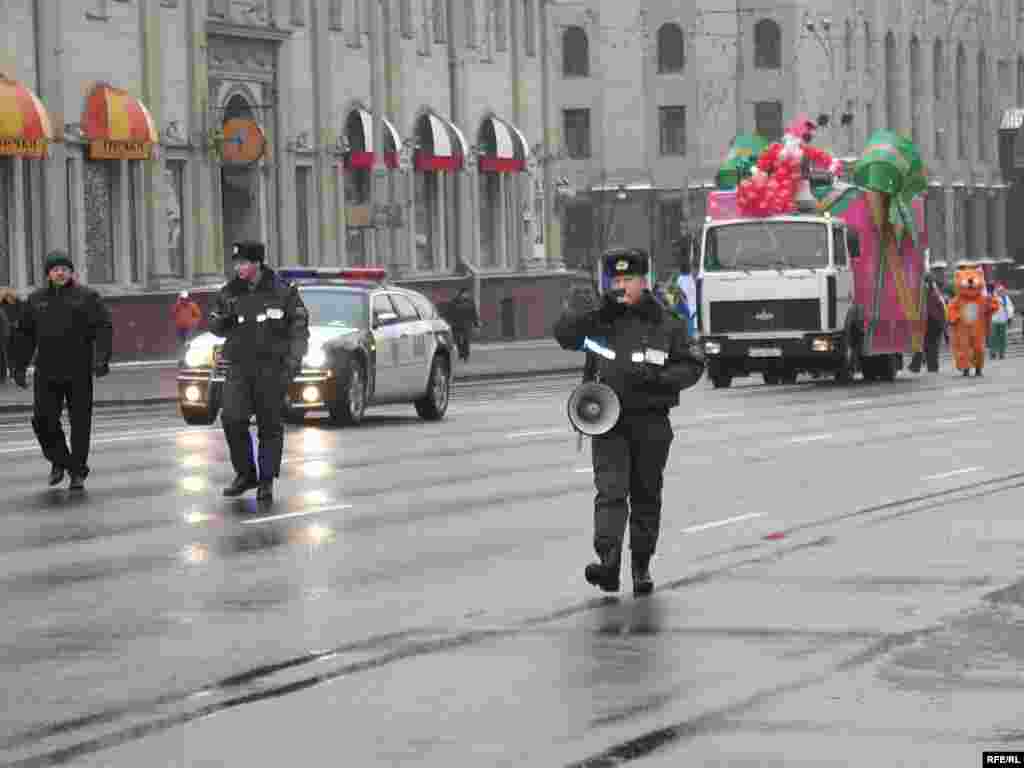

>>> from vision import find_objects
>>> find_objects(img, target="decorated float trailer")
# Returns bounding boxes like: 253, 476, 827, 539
697, 123, 928, 388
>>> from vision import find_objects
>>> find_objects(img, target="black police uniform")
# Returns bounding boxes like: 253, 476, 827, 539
210, 242, 310, 499
12, 251, 113, 488
554, 249, 704, 595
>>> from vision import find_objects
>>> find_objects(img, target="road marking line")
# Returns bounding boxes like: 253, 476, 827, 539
683, 512, 763, 534
698, 411, 742, 420
573, 467, 592, 473
946, 387, 973, 395
0, 427, 213, 454
922, 466, 982, 481
937, 415, 977, 424
788, 433, 833, 444
241, 503, 353, 525
839, 399, 870, 407
507, 429, 564, 438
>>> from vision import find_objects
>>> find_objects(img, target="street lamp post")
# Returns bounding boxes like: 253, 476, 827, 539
804, 15, 839, 151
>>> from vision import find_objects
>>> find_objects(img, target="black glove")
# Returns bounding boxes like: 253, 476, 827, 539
632, 363, 662, 387
94, 362, 110, 378
12, 368, 27, 389
598, 295, 627, 323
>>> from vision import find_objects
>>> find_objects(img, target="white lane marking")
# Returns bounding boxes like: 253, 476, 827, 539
946, 387, 973, 395
683, 512, 763, 534
0, 427, 215, 454
241, 503, 353, 525
788, 433, 833, 444
937, 415, 977, 424
573, 467, 592, 473
698, 411, 742, 420
507, 429, 564, 438
922, 466, 982, 481
839, 399, 870, 407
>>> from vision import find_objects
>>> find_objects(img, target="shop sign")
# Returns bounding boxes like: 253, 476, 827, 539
0, 136, 47, 158
90, 139, 152, 160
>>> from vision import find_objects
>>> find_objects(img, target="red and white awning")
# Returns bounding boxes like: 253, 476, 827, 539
345, 108, 400, 169
478, 115, 530, 173
414, 112, 468, 172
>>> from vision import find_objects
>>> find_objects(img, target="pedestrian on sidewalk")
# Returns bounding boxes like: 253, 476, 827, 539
444, 288, 481, 362
172, 290, 201, 352
10, 251, 113, 491
988, 283, 1014, 360
211, 241, 309, 502
0, 288, 23, 382
554, 248, 705, 597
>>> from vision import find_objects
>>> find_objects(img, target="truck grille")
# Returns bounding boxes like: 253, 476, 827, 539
709, 299, 821, 334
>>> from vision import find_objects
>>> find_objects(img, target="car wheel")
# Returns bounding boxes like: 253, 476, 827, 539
762, 372, 780, 385
710, 372, 732, 389
182, 406, 218, 426
329, 359, 367, 426
780, 370, 798, 385
415, 356, 451, 421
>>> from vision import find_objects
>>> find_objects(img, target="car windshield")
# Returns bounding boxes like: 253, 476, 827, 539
703, 221, 830, 272
298, 288, 369, 329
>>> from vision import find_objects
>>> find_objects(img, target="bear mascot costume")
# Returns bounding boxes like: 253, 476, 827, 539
947, 264, 1000, 376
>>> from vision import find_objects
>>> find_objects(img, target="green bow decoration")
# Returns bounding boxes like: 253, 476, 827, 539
716, 134, 771, 190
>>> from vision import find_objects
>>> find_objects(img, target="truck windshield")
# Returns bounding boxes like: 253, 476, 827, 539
703, 221, 829, 272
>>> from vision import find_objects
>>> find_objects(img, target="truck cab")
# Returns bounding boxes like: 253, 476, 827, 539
698, 213, 870, 387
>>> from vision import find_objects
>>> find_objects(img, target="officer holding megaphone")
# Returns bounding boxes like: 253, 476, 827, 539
554, 248, 704, 596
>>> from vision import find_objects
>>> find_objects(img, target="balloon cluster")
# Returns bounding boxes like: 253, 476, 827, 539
736, 114, 842, 217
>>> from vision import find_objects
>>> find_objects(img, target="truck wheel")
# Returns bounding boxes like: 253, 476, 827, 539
780, 370, 798, 384
711, 372, 732, 389
835, 335, 858, 384
878, 354, 900, 382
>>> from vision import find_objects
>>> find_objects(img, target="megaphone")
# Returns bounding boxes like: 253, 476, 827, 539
567, 381, 622, 436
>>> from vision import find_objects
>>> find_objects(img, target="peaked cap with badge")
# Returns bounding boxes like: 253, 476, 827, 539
232, 241, 266, 263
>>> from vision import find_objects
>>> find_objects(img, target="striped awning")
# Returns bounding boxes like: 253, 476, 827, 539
345, 109, 400, 169
478, 115, 530, 173
82, 82, 159, 160
0, 75, 52, 158
414, 112, 468, 172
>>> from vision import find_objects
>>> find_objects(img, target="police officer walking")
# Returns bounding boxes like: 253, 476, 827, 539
11, 250, 113, 490
554, 248, 704, 595
210, 242, 310, 501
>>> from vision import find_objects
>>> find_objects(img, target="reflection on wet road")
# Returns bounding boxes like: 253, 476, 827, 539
5, 368, 1024, 766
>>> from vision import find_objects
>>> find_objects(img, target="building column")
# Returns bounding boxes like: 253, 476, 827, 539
187, 0, 220, 281
117, 160, 133, 285
139, 0, 167, 288
538, 0, 562, 270
34, 0, 68, 259
10, 159, 28, 291
66, 150, 87, 282
310, 0, 339, 267
973, 189, 989, 259
337, 164, 348, 266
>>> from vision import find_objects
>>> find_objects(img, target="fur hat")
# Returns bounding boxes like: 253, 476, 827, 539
231, 241, 265, 263
44, 250, 74, 273
604, 248, 649, 278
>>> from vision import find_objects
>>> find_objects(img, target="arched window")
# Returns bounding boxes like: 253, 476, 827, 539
884, 31, 898, 131
863, 21, 872, 69
934, 40, 944, 102
844, 20, 854, 72
753, 19, 780, 69
978, 50, 989, 161
910, 36, 921, 144
957, 42, 967, 160
562, 25, 589, 77
1018, 56, 1024, 108
657, 22, 684, 73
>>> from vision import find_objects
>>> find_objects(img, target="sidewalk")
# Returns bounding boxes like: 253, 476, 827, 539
0, 339, 584, 413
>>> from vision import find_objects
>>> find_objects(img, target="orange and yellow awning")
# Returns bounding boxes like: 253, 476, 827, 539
82, 83, 158, 160
0, 75, 53, 158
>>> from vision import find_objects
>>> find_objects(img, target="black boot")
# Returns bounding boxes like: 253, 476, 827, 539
223, 475, 259, 497
68, 472, 85, 492
48, 463, 65, 487
584, 544, 621, 593
631, 552, 654, 596
256, 480, 273, 501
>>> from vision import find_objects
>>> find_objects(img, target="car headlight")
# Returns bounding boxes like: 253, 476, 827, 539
303, 346, 327, 369
811, 337, 833, 353
184, 344, 214, 368
704, 341, 721, 355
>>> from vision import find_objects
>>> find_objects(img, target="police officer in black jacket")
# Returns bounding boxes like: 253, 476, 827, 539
554, 248, 704, 595
210, 242, 310, 501
12, 250, 113, 491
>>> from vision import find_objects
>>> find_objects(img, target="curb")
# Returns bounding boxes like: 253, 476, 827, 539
0, 367, 584, 414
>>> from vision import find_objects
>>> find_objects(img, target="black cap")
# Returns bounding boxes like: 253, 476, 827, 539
604, 248, 649, 278
45, 250, 74, 273
231, 241, 265, 263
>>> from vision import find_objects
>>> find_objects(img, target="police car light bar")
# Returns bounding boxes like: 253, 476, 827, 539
278, 267, 387, 282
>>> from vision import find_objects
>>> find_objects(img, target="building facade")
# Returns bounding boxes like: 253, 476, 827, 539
552, 0, 1024, 276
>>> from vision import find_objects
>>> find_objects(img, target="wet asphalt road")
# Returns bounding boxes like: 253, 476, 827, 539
4, 363, 1024, 766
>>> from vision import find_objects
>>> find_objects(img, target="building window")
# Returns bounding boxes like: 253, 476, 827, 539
657, 23, 685, 73
347, 0, 362, 46
291, 0, 305, 26
329, 0, 343, 29
495, 0, 507, 51
128, 162, 139, 282
87, 0, 111, 20
863, 21, 872, 69
978, 50, 989, 162
866, 100, 875, 139
400, 0, 413, 38
562, 26, 589, 77
433, 0, 447, 44
885, 32, 898, 132
166, 160, 186, 278
934, 40, 944, 102
296, 166, 310, 266
844, 20, 854, 72
753, 19, 780, 70
480, 173, 501, 268
523, 0, 536, 57
659, 106, 687, 156
563, 108, 591, 158
207, 0, 226, 16
465, 0, 477, 47
754, 100, 783, 141
415, 172, 438, 271
844, 100, 855, 152
957, 43, 967, 160
563, 201, 594, 271
84, 160, 116, 283
345, 168, 370, 205
658, 198, 683, 254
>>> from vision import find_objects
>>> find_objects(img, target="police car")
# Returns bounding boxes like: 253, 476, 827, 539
177, 267, 456, 426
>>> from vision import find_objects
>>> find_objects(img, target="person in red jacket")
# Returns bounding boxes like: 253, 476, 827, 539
172, 291, 201, 349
